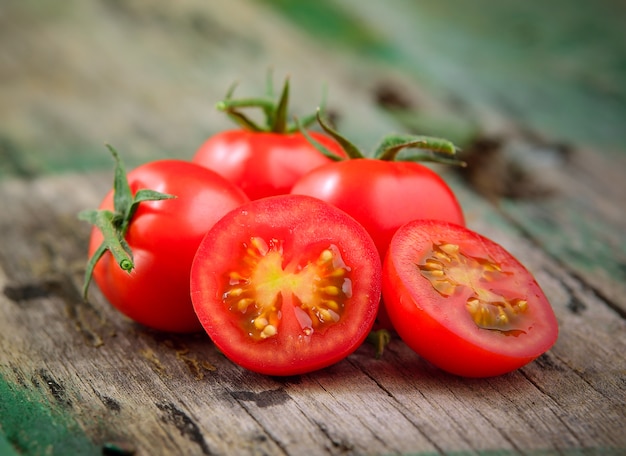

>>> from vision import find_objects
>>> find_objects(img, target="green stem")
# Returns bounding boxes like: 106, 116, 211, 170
315, 110, 363, 159
295, 116, 345, 161
375, 134, 465, 165
78, 146, 175, 299
366, 329, 392, 359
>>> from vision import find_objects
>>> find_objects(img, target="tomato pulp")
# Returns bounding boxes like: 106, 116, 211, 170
382, 219, 558, 377
88, 160, 249, 333
190, 195, 381, 375
192, 130, 345, 200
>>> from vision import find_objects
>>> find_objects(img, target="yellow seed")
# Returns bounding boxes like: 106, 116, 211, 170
253, 317, 269, 330
227, 288, 244, 297
496, 308, 509, 324
322, 286, 340, 296
330, 268, 346, 277
318, 308, 334, 323
424, 259, 443, 270
466, 297, 480, 314
439, 243, 460, 256
479, 307, 490, 326
323, 300, 340, 311
237, 298, 254, 312
319, 249, 333, 263
426, 269, 445, 278
434, 251, 451, 262
261, 324, 277, 338
432, 280, 456, 296
516, 300, 528, 312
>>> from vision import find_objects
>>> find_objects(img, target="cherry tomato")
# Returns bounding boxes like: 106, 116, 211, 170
192, 130, 344, 200
190, 195, 382, 375
87, 160, 249, 333
291, 158, 465, 261
382, 219, 559, 377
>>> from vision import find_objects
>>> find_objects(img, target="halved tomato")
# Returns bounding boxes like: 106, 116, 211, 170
190, 195, 381, 375
382, 219, 558, 377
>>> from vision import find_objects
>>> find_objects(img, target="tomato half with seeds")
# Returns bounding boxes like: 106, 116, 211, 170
382, 219, 558, 377
190, 195, 381, 375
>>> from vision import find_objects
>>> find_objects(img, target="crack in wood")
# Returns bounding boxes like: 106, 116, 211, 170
31, 369, 72, 408
92, 387, 122, 413
156, 402, 212, 455
229, 388, 291, 408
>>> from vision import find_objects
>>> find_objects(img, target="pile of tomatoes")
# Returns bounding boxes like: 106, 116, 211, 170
80, 78, 558, 378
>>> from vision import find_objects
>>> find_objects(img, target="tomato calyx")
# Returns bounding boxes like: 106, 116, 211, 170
301, 109, 467, 166
78, 145, 176, 299
216, 72, 325, 134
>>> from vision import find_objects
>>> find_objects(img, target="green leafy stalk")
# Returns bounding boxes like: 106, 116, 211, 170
294, 115, 345, 161
78, 145, 176, 299
375, 134, 466, 166
272, 76, 289, 133
305, 110, 465, 166
315, 110, 364, 159
215, 72, 323, 134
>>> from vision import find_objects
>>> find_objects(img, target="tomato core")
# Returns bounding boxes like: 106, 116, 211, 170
418, 241, 529, 334
222, 236, 352, 341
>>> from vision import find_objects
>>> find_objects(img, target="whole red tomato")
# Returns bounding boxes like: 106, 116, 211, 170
190, 195, 381, 375
383, 219, 559, 377
193, 129, 344, 200
192, 77, 344, 200
81, 147, 249, 333
291, 158, 464, 260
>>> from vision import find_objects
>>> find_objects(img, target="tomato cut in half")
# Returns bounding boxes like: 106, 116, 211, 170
190, 195, 382, 376
382, 219, 558, 377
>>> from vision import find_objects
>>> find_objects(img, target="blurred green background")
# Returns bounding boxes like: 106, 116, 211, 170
1, 0, 625, 177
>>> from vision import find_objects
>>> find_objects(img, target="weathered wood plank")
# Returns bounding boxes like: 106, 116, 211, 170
1, 171, 625, 455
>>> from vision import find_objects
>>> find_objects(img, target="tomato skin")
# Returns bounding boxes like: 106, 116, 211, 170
88, 160, 249, 333
382, 219, 559, 378
190, 194, 381, 376
192, 129, 345, 200
291, 158, 464, 261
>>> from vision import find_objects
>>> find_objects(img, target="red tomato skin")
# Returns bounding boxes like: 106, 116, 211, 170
382, 220, 559, 378
192, 130, 345, 200
290, 158, 465, 261
88, 160, 249, 333
190, 195, 382, 376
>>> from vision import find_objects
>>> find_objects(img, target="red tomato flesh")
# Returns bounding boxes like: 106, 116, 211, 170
89, 160, 249, 333
190, 195, 381, 375
383, 219, 558, 377
192, 130, 345, 200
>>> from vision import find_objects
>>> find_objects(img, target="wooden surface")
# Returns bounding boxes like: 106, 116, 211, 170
1, 1, 626, 455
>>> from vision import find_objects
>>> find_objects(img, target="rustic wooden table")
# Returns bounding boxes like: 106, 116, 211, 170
1, 2, 625, 455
